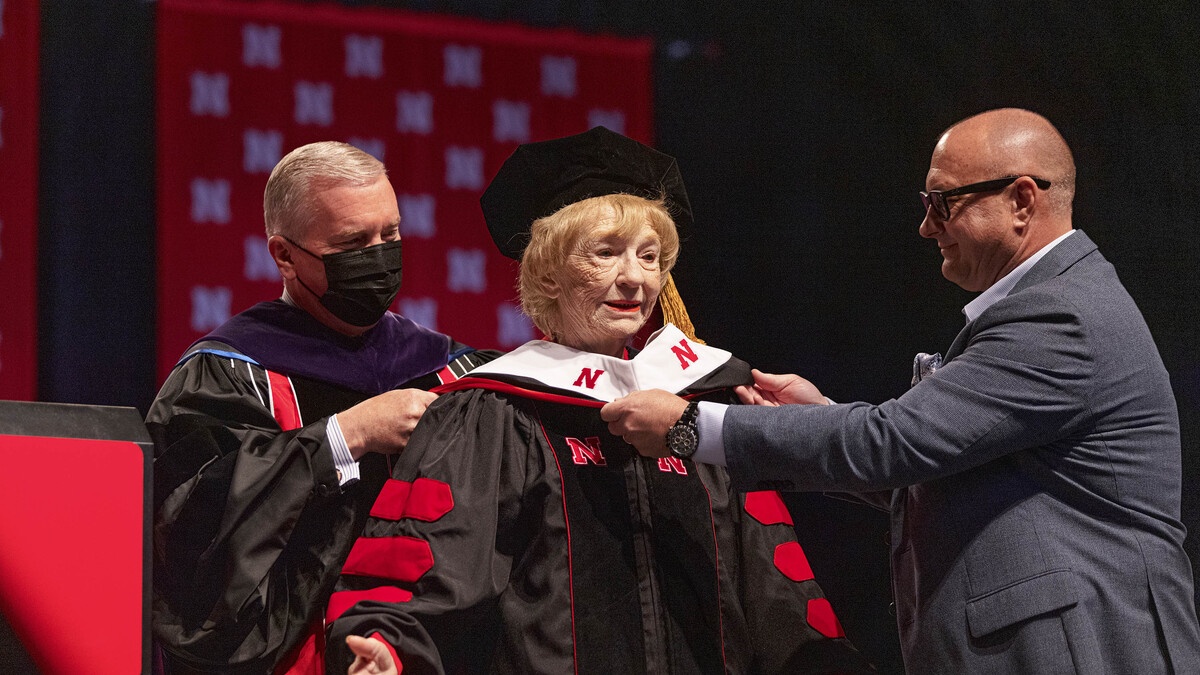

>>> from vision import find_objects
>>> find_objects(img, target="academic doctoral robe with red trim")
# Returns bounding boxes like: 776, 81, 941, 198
326, 325, 873, 674
147, 301, 498, 674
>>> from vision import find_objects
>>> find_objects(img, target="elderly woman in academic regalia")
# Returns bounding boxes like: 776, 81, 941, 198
325, 127, 872, 675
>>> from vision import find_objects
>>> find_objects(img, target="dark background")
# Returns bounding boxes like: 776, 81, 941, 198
35, 2, 1200, 672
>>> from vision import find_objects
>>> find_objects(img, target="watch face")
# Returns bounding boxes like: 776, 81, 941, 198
668, 424, 699, 459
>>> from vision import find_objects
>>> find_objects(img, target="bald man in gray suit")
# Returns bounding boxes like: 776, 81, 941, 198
603, 109, 1200, 673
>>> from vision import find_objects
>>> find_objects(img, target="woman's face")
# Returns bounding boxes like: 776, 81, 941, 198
551, 214, 663, 357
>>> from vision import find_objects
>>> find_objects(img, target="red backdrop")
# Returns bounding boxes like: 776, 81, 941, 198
0, 0, 39, 400
156, 0, 654, 381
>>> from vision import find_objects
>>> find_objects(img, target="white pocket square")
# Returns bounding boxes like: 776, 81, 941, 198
911, 352, 943, 387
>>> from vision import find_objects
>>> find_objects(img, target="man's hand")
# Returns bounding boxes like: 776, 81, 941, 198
600, 389, 689, 458
338, 388, 439, 459
346, 635, 398, 675
734, 369, 827, 407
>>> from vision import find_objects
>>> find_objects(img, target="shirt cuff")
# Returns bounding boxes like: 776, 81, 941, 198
327, 414, 361, 486
693, 401, 729, 467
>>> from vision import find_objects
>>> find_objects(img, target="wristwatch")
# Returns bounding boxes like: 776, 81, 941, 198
667, 400, 700, 460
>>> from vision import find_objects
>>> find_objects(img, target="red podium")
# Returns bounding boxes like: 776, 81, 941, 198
0, 402, 152, 675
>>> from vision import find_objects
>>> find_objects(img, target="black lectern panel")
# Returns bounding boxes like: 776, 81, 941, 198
0, 401, 152, 675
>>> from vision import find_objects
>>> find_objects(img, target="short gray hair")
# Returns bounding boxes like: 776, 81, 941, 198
263, 141, 386, 239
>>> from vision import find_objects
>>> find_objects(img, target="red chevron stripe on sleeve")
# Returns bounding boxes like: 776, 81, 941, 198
326, 586, 414, 623
342, 536, 434, 582
773, 541, 815, 582
806, 598, 846, 638
369, 478, 453, 522
744, 491, 793, 525
404, 478, 453, 521
369, 479, 414, 520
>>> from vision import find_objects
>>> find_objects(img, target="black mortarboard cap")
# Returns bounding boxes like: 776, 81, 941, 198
480, 126, 692, 260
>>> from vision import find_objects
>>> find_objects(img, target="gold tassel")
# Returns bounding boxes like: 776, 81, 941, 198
659, 273, 704, 344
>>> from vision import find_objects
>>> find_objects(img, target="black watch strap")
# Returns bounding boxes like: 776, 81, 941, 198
677, 400, 699, 426
667, 400, 700, 460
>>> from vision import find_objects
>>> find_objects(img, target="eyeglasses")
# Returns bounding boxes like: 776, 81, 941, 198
920, 175, 1051, 220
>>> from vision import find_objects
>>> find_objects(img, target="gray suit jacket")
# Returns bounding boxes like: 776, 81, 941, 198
724, 231, 1200, 673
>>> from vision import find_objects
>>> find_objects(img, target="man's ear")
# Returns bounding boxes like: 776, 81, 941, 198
267, 235, 297, 280
1012, 177, 1038, 229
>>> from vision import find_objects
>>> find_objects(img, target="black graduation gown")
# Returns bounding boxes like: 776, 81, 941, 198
326, 326, 873, 674
147, 301, 498, 674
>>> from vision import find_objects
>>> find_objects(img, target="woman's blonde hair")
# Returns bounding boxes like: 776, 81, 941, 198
519, 193, 679, 338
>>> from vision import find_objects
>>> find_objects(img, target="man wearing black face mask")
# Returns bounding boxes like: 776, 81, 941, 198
146, 142, 499, 675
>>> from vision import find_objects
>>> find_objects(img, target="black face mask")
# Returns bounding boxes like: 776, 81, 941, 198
286, 237, 403, 327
